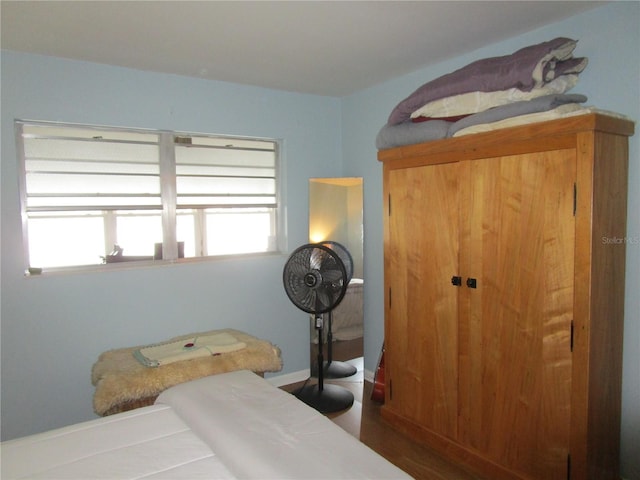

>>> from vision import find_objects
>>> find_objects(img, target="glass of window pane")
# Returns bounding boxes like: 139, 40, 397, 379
28, 213, 105, 268
205, 208, 274, 255
116, 211, 162, 257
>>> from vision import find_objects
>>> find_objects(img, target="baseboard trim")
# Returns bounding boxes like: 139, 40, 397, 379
363, 368, 374, 383
266, 366, 375, 387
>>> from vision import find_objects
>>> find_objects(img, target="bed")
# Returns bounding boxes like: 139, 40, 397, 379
318, 278, 364, 343
1, 369, 412, 479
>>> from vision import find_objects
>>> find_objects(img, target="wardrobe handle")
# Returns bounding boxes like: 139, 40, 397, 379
451, 276, 462, 287
466, 278, 477, 289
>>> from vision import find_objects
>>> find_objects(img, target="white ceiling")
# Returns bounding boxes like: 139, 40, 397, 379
1, 1, 605, 97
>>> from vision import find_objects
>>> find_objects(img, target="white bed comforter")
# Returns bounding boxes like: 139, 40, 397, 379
1, 404, 236, 479
2, 370, 411, 479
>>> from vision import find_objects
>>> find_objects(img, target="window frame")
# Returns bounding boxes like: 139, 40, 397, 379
16, 119, 285, 275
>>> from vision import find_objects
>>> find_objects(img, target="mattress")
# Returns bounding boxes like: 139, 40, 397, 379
2, 370, 412, 480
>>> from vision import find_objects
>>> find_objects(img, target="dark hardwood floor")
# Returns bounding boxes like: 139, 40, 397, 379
281, 358, 485, 480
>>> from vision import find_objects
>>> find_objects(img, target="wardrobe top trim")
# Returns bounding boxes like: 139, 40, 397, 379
378, 113, 635, 165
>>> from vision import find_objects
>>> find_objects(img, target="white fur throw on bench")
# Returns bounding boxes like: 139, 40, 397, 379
91, 329, 282, 416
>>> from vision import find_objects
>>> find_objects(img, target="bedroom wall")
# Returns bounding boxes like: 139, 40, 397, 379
0, 51, 343, 440
2, 2, 638, 477
341, 2, 640, 478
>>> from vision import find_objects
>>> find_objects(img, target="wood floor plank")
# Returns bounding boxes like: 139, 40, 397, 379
283, 372, 485, 479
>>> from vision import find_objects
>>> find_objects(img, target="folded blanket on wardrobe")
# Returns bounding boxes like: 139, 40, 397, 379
452, 103, 587, 137
411, 74, 579, 120
376, 119, 450, 149
376, 94, 587, 150
451, 105, 634, 138
388, 37, 585, 125
448, 93, 587, 136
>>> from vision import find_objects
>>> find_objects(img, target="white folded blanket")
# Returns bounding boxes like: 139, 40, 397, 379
411, 74, 578, 119
134, 332, 247, 367
156, 370, 413, 479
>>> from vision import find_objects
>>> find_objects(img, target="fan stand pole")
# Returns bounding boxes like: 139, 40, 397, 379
317, 315, 325, 391
294, 315, 354, 414
324, 311, 357, 379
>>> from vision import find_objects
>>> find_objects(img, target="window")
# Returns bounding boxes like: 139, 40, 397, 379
17, 121, 282, 273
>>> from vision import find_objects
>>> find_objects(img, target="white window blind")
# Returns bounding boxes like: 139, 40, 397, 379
17, 121, 281, 272
22, 125, 160, 211
175, 135, 276, 208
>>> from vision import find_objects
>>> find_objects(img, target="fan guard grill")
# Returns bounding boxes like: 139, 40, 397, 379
283, 243, 348, 315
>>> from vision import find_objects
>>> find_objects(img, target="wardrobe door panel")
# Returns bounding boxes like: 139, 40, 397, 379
386, 163, 460, 439
461, 150, 576, 479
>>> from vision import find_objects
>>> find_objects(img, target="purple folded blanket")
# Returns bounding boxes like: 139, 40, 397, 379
388, 37, 584, 125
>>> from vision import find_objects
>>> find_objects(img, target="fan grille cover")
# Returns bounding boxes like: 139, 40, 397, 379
283, 244, 348, 314
321, 241, 353, 283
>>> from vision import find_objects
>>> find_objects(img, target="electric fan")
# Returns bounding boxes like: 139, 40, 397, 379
283, 243, 354, 413
318, 241, 358, 379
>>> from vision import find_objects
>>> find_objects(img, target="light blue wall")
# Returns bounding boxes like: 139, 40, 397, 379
2, 1, 639, 478
1, 52, 343, 439
343, 2, 639, 478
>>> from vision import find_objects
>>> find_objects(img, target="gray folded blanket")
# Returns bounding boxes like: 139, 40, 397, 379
375, 120, 450, 150
376, 94, 587, 150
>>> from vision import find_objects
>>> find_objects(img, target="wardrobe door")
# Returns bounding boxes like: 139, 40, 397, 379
459, 150, 576, 479
385, 162, 460, 439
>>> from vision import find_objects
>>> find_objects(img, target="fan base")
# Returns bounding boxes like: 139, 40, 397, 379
312, 361, 358, 379
324, 360, 357, 378
295, 383, 354, 413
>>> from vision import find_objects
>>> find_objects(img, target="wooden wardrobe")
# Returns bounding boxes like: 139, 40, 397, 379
378, 113, 634, 480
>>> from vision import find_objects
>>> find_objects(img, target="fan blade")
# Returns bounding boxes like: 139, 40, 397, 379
309, 249, 326, 270
286, 274, 312, 296
288, 260, 311, 279
292, 249, 313, 272
285, 278, 317, 311
320, 268, 344, 283
299, 291, 317, 310
315, 288, 332, 310
284, 264, 313, 305
284, 273, 306, 295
